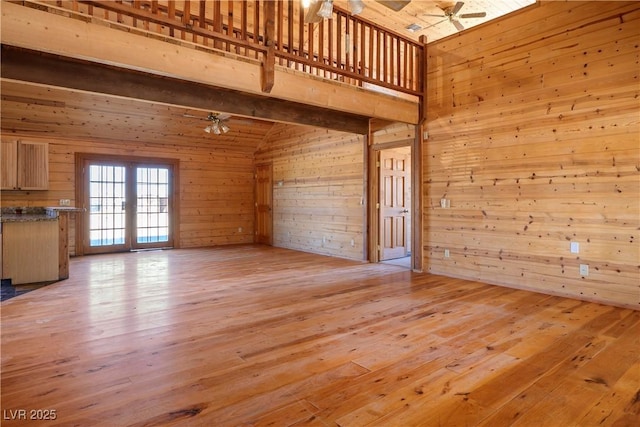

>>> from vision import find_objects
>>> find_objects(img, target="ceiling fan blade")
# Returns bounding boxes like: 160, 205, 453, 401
424, 13, 446, 18
451, 1, 465, 16
453, 19, 465, 31
423, 18, 449, 29
459, 12, 487, 19
304, 1, 323, 23
182, 113, 203, 119
217, 113, 231, 121
374, 0, 411, 12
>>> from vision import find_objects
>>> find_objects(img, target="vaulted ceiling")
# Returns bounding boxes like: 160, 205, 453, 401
334, 0, 536, 42
1, 1, 537, 148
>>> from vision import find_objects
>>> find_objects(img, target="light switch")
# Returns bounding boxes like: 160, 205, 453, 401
570, 242, 579, 254
579, 264, 589, 276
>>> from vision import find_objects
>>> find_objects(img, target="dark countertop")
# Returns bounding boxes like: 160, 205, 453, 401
1, 214, 57, 223
0, 207, 57, 223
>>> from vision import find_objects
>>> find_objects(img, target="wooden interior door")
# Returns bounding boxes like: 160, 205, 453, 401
379, 149, 410, 260
255, 163, 273, 245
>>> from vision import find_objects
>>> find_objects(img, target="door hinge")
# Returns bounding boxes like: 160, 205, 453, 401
376, 203, 380, 209
376, 161, 380, 168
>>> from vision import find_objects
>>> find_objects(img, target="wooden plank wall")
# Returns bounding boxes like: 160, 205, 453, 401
0, 135, 258, 255
424, 1, 640, 308
255, 124, 366, 260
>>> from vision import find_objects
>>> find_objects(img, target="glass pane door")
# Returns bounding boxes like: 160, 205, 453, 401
134, 166, 170, 247
87, 164, 128, 252
82, 159, 174, 254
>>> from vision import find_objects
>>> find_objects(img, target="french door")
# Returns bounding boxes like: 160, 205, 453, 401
79, 156, 175, 255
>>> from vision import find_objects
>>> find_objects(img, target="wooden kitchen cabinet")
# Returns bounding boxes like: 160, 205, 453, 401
1, 140, 49, 190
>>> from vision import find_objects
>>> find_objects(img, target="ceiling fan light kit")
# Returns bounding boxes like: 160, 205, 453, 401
303, 0, 365, 19
348, 0, 365, 15
202, 112, 230, 135
317, 0, 333, 18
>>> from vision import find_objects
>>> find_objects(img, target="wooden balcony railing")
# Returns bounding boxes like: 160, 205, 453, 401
42, 1, 424, 96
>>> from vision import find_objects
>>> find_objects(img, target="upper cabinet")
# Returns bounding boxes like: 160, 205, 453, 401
1, 140, 49, 190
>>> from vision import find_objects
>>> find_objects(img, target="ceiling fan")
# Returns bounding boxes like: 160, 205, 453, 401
183, 112, 231, 134
424, 2, 487, 32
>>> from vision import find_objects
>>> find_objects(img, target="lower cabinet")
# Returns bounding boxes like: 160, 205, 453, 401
1, 221, 59, 285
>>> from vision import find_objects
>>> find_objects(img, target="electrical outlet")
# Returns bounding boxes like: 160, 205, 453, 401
579, 264, 589, 276
238, 227, 243, 233
570, 241, 579, 254
59, 199, 71, 206
444, 249, 450, 258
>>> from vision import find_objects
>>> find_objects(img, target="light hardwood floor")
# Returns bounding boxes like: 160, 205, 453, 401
1, 245, 638, 426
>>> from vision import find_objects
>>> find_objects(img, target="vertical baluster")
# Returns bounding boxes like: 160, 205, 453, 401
167, 1, 175, 37
416, 42, 423, 92
228, 0, 234, 52
353, 19, 359, 75
368, 24, 374, 81
132, 0, 140, 28
276, 0, 283, 65
198, 1, 206, 28
298, 2, 304, 71
213, 0, 222, 49
385, 32, 390, 84
328, 12, 334, 78
337, 14, 342, 75
360, 22, 366, 78
151, 1, 160, 34
142, 1, 150, 31
309, 21, 314, 74
241, 0, 247, 55
408, 43, 413, 90
318, 18, 325, 78
345, 15, 350, 74
241, 0, 247, 41
182, 0, 190, 41
197, 0, 206, 46
396, 37, 401, 87
288, 0, 294, 66
254, 0, 261, 58
375, 30, 381, 82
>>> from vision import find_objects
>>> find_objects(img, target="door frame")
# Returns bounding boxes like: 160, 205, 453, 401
75, 153, 180, 256
367, 123, 423, 271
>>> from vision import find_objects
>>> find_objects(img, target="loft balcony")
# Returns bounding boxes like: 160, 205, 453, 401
1, 1, 423, 127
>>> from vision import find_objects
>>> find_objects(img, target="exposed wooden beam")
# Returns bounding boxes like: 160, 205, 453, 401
0, 46, 370, 134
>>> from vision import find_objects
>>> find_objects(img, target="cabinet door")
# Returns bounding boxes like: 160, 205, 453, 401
1, 140, 18, 190
17, 140, 49, 190
2, 221, 59, 284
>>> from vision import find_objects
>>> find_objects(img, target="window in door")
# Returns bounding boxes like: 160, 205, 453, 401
79, 155, 177, 255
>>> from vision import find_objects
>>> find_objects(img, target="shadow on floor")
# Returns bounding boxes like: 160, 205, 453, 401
1, 279, 50, 302
380, 255, 412, 269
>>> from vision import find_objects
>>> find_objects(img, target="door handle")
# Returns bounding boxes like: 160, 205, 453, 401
401, 209, 409, 213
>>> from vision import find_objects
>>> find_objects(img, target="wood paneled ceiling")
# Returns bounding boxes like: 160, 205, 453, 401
334, 0, 536, 42
1, 0, 537, 148
0, 79, 276, 152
